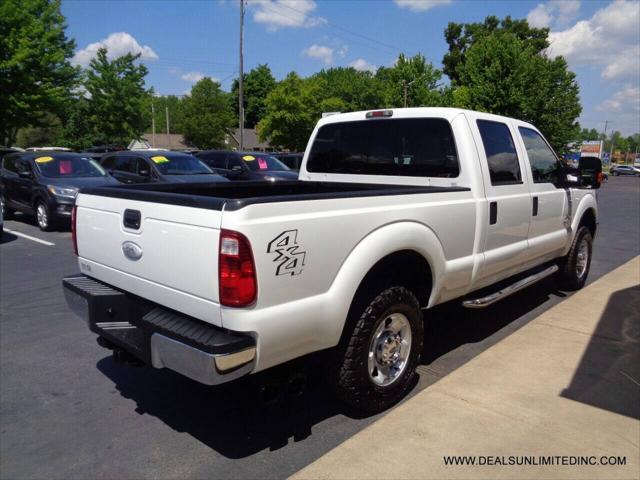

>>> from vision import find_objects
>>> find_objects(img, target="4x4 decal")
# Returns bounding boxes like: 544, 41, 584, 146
267, 230, 306, 276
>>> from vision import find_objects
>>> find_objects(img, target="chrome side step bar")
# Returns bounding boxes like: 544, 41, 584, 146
462, 265, 559, 309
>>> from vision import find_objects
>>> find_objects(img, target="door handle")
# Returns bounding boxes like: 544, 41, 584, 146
532, 196, 539, 216
489, 201, 498, 225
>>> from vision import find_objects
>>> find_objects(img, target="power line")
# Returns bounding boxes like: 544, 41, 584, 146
257, 1, 404, 55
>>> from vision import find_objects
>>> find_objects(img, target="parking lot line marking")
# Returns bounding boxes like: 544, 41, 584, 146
4, 228, 55, 246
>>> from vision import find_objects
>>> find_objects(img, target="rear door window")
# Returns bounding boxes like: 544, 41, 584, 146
476, 120, 522, 185
101, 156, 115, 169
227, 155, 243, 170
2, 156, 18, 173
201, 152, 228, 169
114, 156, 136, 173
306, 118, 459, 177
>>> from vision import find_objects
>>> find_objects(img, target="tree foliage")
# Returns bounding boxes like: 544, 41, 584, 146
447, 30, 581, 153
0, 0, 78, 145
376, 53, 443, 108
443, 15, 549, 85
231, 64, 277, 128
182, 77, 235, 149
83, 48, 150, 145
258, 72, 323, 151
313, 67, 384, 111
142, 93, 186, 134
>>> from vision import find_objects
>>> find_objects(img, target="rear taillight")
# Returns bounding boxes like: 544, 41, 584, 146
71, 205, 78, 256
219, 229, 256, 307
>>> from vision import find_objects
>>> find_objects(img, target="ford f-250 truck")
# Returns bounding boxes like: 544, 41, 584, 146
63, 108, 600, 412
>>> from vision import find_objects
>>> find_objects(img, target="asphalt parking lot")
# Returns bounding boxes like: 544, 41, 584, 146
1, 177, 638, 480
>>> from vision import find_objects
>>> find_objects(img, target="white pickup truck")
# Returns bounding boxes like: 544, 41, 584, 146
64, 108, 601, 412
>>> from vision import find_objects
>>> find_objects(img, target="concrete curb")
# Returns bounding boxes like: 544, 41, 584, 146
292, 257, 640, 480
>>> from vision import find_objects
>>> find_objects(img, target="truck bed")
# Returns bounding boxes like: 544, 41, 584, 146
80, 180, 470, 211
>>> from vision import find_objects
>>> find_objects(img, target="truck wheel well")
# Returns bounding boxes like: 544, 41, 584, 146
353, 250, 433, 309
579, 209, 597, 237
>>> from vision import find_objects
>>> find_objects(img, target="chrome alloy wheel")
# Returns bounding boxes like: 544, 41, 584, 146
36, 203, 48, 230
575, 238, 589, 279
368, 312, 412, 387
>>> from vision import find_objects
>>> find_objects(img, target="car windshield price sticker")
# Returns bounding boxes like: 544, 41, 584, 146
35, 156, 54, 163
151, 156, 169, 164
243, 155, 255, 161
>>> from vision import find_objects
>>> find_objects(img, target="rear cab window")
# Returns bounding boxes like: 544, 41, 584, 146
306, 118, 459, 178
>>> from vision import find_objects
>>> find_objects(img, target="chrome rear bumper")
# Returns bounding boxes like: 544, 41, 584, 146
63, 274, 256, 385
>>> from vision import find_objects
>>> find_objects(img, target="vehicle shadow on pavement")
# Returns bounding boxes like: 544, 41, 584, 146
6, 212, 70, 232
0, 230, 18, 244
561, 284, 640, 419
97, 277, 564, 459
97, 352, 346, 459
422, 278, 560, 367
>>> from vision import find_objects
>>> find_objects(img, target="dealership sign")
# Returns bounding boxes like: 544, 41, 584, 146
580, 140, 603, 158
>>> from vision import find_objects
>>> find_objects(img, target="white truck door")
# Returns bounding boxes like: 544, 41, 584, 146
468, 114, 533, 283
516, 125, 569, 260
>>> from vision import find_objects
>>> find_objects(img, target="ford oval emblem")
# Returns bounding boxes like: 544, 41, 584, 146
122, 241, 143, 261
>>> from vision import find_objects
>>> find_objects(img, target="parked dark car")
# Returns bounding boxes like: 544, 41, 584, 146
100, 150, 228, 184
611, 164, 640, 176
0, 147, 22, 163
272, 152, 304, 170
0, 151, 119, 231
196, 150, 298, 181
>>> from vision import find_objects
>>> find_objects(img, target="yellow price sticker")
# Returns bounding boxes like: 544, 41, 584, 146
242, 155, 255, 161
151, 155, 169, 164
35, 156, 54, 163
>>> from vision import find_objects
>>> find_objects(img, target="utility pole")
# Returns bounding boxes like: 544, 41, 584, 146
165, 106, 171, 149
239, 0, 245, 150
403, 80, 408, 108
151, 101, 156, 147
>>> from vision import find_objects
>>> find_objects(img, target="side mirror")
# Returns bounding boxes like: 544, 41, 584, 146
139, 169, 149, 176
18, 171, 32, 179
231, 165, 244, 172
578, 156, 603, 189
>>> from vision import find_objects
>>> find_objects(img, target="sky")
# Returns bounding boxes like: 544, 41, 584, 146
61, 0, 640, 136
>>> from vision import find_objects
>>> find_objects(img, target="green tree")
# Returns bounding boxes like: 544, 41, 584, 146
453, 32, 581, 153
142, 93, 186, 134
443, 15, 549, 85
15, 113, 63, 148
258, 72, 327, 151
231, 64, 277, 128
56, 97, 97, 150
84, 48, 149, 145
312, 67, 384, 111
376, 53, 443, 108
576, 127, 600, 142
0, 0, 78, 145
182, 77, 235, 149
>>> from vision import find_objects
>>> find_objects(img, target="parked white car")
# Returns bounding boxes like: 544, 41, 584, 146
64, 108, 600, 412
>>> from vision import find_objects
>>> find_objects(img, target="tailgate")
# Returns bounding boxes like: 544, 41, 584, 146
74, 193, 223, 326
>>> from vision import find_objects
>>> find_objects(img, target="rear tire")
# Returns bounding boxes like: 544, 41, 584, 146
334, 286, 424, 413
557, 226, 593, 291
